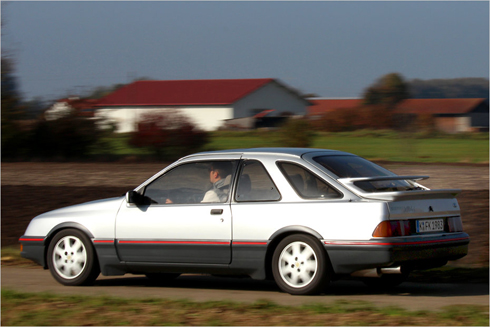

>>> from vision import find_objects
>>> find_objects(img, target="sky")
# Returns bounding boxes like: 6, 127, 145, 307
2, 1, 489, 102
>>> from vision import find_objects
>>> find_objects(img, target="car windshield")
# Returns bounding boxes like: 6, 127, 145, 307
312, 155, 415, 192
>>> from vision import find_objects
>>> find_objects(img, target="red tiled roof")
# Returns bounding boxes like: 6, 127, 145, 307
95, 79, 274, 107
307, 99, 363, 115
393, 98, 487, 114
308, 98, 487, 115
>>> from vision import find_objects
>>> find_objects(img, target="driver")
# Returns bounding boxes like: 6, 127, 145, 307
165, 161, 232, 204
201, 162, 232, 203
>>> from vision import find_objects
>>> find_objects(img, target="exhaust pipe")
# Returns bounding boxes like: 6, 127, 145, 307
380, 267, 403, 275
351, 266, 403, 278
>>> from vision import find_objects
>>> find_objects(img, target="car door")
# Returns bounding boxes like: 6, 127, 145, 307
115, 158, 239, 264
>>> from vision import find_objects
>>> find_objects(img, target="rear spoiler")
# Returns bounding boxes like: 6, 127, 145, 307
339, 175, 429, 183
338, 176, 461, 201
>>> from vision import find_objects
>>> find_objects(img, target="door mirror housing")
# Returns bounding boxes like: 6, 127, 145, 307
126, 190, 150, 205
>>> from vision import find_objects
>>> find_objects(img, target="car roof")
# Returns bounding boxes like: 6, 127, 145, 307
185, 147, 353, 159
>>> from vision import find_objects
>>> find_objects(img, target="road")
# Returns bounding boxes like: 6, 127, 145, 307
2, 267, 488, 311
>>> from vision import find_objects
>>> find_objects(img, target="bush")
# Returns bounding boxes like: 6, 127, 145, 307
129, 110, 209, 160
277, 118, 315, 147
28, 114, 102, 159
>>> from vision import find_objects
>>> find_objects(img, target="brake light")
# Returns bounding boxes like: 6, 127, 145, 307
447, 217, 463, 232
373, 220, 411, 237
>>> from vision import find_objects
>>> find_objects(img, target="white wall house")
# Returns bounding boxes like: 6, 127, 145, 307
94, 79, 310, 132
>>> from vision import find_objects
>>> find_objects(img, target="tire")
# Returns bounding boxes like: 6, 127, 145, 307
47, 229, 100, 286
272, 234, 331, 295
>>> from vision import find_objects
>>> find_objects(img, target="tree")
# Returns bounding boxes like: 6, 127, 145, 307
408, 78, 489, 98
1, 56, 27, 157
363, 73, 410, 106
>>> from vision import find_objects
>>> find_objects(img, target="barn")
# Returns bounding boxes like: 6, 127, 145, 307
308, 98, 489, 133
94, 78, 310, 132
393, 98, 489, 133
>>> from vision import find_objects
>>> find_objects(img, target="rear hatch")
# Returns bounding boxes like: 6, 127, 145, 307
339, 176, 461, 233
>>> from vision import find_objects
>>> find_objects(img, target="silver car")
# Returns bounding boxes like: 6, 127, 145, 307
20, 148, 469, 295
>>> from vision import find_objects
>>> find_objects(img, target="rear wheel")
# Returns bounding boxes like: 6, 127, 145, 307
47, 229, 100, 286
272, 234, 331, 295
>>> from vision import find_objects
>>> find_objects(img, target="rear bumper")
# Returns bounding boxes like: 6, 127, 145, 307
323, 232, 469, 274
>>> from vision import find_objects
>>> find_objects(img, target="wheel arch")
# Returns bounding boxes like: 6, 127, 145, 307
43, 222, 95, 269
264, 226, 325, 280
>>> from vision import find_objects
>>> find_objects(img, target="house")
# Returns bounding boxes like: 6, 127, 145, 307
44, 97, 97, 121
94, 78, 311, 132
393, 98, 489, 133
308, 98, 489, 133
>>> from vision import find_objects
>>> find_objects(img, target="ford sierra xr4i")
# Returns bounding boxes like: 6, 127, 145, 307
20, 148, 469, 295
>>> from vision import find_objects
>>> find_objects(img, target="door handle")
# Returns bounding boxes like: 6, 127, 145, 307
211, 209, 223, 215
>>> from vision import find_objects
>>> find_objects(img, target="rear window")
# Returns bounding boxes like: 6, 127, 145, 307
313, 155, 414, 193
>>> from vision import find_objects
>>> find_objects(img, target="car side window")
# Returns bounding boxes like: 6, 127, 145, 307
277, 162, 342, 199
144, 161, 237, 204
235, 160, 281, 202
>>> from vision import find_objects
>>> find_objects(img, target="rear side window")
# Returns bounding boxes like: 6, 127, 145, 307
278, 162, 342, 199
235, 160, 281, 202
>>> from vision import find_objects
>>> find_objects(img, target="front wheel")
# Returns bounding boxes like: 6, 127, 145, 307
47, 229, 100, 286
272, 234, 331, 295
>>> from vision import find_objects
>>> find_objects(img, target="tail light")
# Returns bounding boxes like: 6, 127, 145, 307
447, 217, 463, 232
373, 220, 411, 237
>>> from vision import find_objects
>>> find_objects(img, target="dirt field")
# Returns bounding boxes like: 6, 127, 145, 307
2, 162, 488, 267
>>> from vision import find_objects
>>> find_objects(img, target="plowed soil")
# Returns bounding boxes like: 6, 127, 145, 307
2, 162, 488, 267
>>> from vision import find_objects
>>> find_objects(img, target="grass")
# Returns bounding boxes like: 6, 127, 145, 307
1, 289, 488, 326
1, 246, 38, 267
91, 130, 489, 164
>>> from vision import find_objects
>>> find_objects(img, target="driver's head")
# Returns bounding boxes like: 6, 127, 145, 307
209, 162, 232, 183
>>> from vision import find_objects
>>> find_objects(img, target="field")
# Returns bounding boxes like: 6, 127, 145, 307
91, 131, 490, 163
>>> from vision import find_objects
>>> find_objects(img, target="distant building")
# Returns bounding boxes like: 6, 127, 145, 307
44, 97, 97, 121
393, 98, 489, 133
308, 98, 489, 133
94, 78, 310, 132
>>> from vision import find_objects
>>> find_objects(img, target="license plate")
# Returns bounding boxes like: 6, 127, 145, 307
416, 219, 444, 233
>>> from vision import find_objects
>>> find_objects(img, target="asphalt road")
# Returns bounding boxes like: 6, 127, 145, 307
2, 267, 488, 311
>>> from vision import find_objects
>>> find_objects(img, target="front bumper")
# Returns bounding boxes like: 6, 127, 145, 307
19, 236, 47, 268
323, 232, 469, 274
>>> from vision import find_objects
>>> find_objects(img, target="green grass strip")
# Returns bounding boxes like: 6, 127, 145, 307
2, 289, 488, 326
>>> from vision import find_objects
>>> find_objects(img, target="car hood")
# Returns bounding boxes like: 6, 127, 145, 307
36, 197, 124, 218
24, 197, 125, 237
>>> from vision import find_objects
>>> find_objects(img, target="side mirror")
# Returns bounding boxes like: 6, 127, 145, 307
126, 190, 136, 204
126, 190, 152, 205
